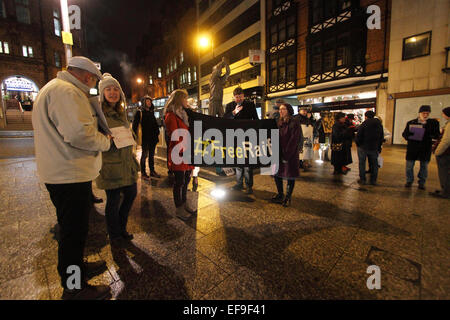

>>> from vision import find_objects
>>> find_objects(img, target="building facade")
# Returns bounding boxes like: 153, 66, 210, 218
197, 0, 266, 117
0, 0, 87, 129
387, 0, 450, 144
132, 7, 199, 115
266, 0, 390, 128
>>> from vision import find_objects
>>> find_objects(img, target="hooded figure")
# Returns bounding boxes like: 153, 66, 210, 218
132, 95, 161, 179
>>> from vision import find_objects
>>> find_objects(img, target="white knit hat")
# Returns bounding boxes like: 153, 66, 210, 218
98, 73, 126, 104
67, 56, 102, 80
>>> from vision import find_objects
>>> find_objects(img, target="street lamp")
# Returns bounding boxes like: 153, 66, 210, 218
60, 0, 72, 65
197, 34, 214, 57
196, 34, 214, 113
136, 78, 143, 84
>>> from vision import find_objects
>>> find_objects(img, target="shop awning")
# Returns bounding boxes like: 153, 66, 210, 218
309, 98, 376, 112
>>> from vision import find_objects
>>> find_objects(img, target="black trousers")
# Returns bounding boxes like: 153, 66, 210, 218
105, 183, 137, 239
45, 181, 92, 289
173, 170, 191, 208
141, 139, 158, 174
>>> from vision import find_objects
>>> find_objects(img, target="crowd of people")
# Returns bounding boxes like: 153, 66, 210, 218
31, 56, 449, 300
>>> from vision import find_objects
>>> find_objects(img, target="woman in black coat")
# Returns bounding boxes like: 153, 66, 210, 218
271, 104, 302, 207
331, 112, 354, 174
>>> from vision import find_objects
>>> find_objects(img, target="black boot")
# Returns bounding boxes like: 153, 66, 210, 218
272, 177, 284, 204
283, 180, 295, 207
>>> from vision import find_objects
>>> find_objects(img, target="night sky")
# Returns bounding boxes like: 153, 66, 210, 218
84, 0, 194, 97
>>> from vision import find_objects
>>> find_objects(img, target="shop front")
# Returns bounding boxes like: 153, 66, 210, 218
1, 76, 39, 128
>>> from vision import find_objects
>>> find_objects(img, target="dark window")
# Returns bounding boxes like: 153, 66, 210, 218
323, 39, 335, 71
15, 0, 30, 24
323, 0, 336, 19
269, 11, 296, 48
214, 2, 260, 45
336, 33, 349, 67
54, 52, 61, 67
287, 53, 295, 81
402, 32, 431, 60
311, 43, 322, 74
270, 58, 278, 84
311, 0, 322, 25
200, 0, 243, 29
271, 25, 278, 46
1, 0, 6, 18
198, 0, 209, 15
269, 53, 296, 86
287, 16, 295, 38
310, 0, 353, 25
273, 0, 283, 8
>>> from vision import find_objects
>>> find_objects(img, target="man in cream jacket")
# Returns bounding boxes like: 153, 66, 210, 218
32, 56, 112, 300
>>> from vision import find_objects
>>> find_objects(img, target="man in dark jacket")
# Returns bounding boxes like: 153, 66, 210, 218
355, 111, 384, 185
402, 105, 440, 189
132, 96, 161, 179
224, 87, 259, 194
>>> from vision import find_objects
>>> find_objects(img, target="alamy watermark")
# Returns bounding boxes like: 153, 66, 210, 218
66, 265, 81, 290
367, 5, 381, 30
366, 265, 381, 290
170, 121, 280, 175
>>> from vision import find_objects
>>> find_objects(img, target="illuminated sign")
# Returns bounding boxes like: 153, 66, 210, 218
4, 77, 36, 92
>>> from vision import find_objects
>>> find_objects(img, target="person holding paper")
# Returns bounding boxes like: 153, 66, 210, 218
402, 105, 440, 190
95, 73, 139, 247
32, 56, 111, 300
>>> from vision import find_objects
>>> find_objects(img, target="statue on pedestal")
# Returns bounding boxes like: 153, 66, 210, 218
208, 57, 230, 117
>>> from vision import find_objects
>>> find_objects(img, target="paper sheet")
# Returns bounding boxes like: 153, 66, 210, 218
110, 126, 136, 149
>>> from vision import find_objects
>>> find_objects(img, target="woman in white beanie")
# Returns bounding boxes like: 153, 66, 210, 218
95, 73, 139, 247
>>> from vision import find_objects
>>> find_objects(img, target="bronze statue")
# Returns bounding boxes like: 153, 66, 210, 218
208, 57, 230, 117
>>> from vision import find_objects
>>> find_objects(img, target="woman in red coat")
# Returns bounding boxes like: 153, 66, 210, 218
164, 89, 195, 220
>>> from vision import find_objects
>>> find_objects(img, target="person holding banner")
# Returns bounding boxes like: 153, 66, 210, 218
164, 89, 196, 221
271, 104, 302, 207
225, 87, 259, 194
95, 73, 139, 247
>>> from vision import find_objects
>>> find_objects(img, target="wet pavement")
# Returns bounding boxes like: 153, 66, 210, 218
0, 142, 448, 300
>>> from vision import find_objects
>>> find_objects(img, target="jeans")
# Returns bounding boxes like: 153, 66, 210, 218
141, 140, 158, 174
358, 148, 379, 183
436, 155, 450, 197
406, 160, 429, 185
45, 181, 92, 289
173, 170, 191, 207
235, 167, 253, 188
105, 183, 137, 239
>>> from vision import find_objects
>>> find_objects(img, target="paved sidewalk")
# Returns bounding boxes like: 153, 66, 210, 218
0, 146, 448, 299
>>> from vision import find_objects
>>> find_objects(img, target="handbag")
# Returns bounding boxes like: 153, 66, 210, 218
377, 154, 383, 168
331, 143, 343, 151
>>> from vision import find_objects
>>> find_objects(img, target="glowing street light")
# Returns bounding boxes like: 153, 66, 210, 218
198, 35, 211, 49
136, 78, 143, 84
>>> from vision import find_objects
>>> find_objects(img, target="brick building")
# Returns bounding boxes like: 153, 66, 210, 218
266, 0, 390, 128
0, 0, 87, 129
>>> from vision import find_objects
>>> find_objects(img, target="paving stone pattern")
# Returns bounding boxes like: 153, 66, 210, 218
0, 145, 448, 300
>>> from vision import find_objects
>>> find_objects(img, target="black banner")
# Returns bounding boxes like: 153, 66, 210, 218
183, 111, 279, 168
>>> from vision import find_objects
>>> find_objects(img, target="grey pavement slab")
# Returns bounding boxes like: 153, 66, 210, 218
0, 144, 448, 300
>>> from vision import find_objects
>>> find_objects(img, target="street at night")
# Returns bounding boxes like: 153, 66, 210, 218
0, 0, 449, 307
